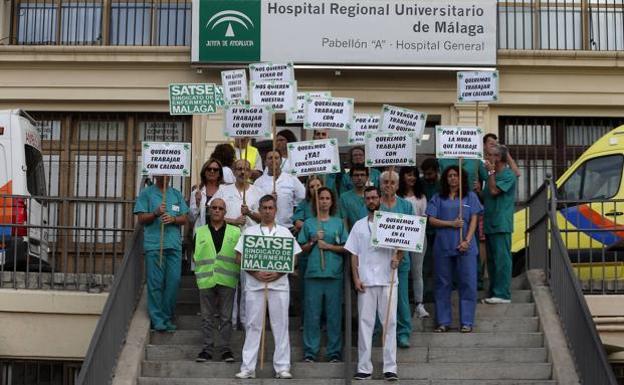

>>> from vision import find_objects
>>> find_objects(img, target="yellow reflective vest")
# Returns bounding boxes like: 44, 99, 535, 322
231, 143, 260, 170
193, 224, 241, 289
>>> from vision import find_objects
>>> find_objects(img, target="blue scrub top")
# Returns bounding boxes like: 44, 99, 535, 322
426, 191, 483, 258
133, 185, 189, 252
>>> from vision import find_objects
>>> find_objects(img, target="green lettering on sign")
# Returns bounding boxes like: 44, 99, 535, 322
198, 0, 261, 63
242, 235, 295, 273
169, 83, 217, 115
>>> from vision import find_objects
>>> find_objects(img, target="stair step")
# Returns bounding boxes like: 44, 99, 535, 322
146, 344, 548, 363
138, 379, 556, 385
175, 315, 539, 332
150, 330, 543, 348
176, 288, 533, 304
174, 302, 536, 317
141, 361, 552, 380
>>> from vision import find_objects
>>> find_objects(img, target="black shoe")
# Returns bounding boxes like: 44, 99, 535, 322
196, 350, 212, 362
221, 351, 235, 363
303, 356, 315, 363
353, 372, 372, 380
384, 372, 399, 381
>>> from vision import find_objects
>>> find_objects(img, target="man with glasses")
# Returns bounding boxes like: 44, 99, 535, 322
194, 198, 241, 363
232, 137, 263, 180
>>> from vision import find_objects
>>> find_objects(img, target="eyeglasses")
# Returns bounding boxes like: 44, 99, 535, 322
206, 167, 220, 172
210, 206, 225, 211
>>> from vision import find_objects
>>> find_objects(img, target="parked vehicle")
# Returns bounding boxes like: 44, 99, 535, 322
512, 125, 624, 280
0, 109, 49, 269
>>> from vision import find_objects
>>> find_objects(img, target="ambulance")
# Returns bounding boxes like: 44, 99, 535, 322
512, 124, 624, 280
0, 110, 49, 269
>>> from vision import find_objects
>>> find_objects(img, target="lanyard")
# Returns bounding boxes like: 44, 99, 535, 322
259, 225, 277, 236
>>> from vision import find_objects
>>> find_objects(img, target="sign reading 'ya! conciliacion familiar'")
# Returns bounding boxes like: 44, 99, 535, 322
192, 0, 497, 66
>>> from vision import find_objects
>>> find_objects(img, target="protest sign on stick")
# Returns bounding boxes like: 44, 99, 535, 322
241, 235, 295, 273
303, 97, 354, 131
250, 81, 297, 112
435, 126, 484, 160
287, 139, 341, 177
364, 132, 417, 168
379, 104, 426, 140
286, 91, 331, 124
457, 71, 499, 102
249, 62, 295, 82
223, 105, 272, 139
349, 114, 380, 145
371, 211, 427, 253
168, 83, 217, 115
221, 69, 248, 104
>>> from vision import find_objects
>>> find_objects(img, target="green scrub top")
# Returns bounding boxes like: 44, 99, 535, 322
423, 180, 441, 202
380, 196, 413, 271
438, 158, 487, 189
339, 189, 368, 229
292, 199, 315, 225
297, 216, 348, 279
133, 185, 189, 252
482, 168, 517, 234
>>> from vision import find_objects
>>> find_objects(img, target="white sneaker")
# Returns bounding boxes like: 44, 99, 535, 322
235, 370, 256, 379
415, 303, 430, 318
275, 370, 293, 379
484, 297, 511, 304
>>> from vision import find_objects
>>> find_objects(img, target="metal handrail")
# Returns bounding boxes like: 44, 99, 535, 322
76, 225, 144, 385
526, 177, 617, 384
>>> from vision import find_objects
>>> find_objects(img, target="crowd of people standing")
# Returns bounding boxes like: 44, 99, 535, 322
133, 130, 518, 381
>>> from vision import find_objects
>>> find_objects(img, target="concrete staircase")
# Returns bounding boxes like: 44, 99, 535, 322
137, 276, 558, 384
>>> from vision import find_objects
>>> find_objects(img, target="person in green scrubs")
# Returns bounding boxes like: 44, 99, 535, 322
298, 187, 348, 362
379, 170, 414, 348
339, 164, 370, 230
481, 144, 517, 304
438, 157, 487, 191
340, 146, 381, 193
134, 176, 189, 331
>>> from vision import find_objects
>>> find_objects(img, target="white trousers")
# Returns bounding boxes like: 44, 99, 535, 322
357, 285, 398, 374
240, 288, 290, 373
232, 272, 247, 326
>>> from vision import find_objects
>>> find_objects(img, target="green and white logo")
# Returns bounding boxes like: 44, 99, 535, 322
196, 0, 261, 62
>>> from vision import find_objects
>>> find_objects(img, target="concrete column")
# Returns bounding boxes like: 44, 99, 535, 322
191, 112, 226, 187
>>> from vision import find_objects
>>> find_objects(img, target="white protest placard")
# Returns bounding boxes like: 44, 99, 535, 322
224, 105, 272, 139
287, 139, 341, 176
221, 69, 248, 104
249, 62, 295, 82
371, 211, 427, 253
286, 91, 332, 124
141, 142, 191, 176
435, 126, 484, 159
303, 97, 354, 131
365, 132, 417, 167
349, 114, 379, 145
379, 105, 427, 141
457, 71, 499, 102
250, 81, 297, 112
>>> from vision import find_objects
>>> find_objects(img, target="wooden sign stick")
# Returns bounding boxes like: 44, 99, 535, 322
382, 251, 397, 348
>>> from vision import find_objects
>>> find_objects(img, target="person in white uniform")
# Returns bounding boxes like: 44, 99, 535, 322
254, 149, 305, 229
234, 194, 302, 379
344, 186, 401, 382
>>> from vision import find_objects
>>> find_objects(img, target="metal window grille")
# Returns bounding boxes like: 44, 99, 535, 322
0, 359, 80, 385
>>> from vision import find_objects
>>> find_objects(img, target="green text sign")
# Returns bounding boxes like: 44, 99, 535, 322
242, 235, 295, 273
169, 83, 217, 115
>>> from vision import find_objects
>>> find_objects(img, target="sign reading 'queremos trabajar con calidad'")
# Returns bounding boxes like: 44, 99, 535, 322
192, 0, 497, 66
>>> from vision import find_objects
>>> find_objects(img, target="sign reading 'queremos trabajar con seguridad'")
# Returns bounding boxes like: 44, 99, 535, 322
192, 0, 497, 66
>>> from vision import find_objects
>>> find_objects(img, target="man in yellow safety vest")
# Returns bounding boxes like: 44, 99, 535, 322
193, 198, 241, 363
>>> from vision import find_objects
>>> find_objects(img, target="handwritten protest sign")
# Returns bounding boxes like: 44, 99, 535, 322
287, 139, 341, 177
286, 91, 332, 124
141, 142, 191, 176
242, 235, 295, 273
168, 83, 217, 115
371, 211, 427, 253
224, 105, 272, 138
365, 132, 416, 167
435, 126, 484, 159
349, 114, 379, 145
379, 105, 427, 140
221, 69, 248, 104
250, 81, 297, 112
303, 97, 354, 131
457, 71, 499, 102
249, 62, 295, 82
